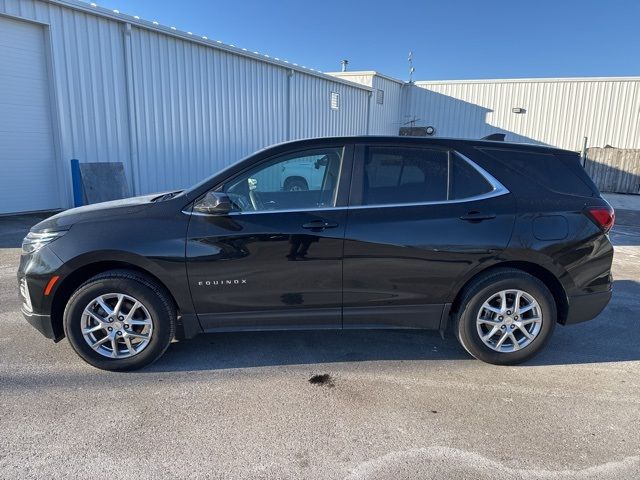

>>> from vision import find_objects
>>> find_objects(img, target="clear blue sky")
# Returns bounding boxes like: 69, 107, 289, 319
100, 0, 640, 81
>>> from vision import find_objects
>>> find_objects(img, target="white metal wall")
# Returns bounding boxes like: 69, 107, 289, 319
369, 75, 404, 135
127, 27, 372, 193
411, 78, 640, 151
1, 0, 134, 210
0, 0, 373, 209
290, 74, 369, 139
327, 72, 405, 135
2, 0, 640, 213
127, 27, 290, 193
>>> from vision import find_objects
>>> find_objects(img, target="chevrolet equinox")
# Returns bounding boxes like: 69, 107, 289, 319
18, 137, 615, 371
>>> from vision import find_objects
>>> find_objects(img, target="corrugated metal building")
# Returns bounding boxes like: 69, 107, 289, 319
1, 0, 639, 213
0, 0, 375, 214
409, 77, 640, 151
327, 71, 405, 135
330, 73, 640, 152
331, 73, 640, 194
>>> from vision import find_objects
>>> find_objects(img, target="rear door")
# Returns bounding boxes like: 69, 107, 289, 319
342, 143, 516, 329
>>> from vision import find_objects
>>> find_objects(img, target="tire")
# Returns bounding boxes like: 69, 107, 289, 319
284, 177, 308, 192
63, 270, 176, 371
454, 268, 556, 365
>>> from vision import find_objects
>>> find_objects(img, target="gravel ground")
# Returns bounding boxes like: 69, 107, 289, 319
1, 200, 639, 479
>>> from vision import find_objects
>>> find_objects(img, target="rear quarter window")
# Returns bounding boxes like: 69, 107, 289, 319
450, 154, 493, 200
480, 148, 596, 197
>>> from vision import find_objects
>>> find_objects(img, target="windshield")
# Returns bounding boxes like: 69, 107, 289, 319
182, 146, 276, 198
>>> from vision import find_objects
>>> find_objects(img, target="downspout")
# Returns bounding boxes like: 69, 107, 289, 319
287, 69, 294, 140
123, 23, 139, 195
365, 90, 372, 135
581, 136, 588, 167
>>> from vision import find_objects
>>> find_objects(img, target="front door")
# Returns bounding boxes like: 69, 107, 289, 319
343, 144, 516, 329
186, 144, 351, 331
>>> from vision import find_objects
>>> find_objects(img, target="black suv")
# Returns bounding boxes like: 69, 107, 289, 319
18, 137, 614, 371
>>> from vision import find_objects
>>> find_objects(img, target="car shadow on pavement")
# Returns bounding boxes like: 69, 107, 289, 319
148, 328, 471, 373
147, 279, 640, 372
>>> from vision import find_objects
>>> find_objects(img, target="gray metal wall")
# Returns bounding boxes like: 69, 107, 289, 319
585, 148, 640, 194
0, 0, 372, 208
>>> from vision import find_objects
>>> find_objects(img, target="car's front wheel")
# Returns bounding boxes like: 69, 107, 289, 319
454, 268, 556, 365
63, 270, 175, 371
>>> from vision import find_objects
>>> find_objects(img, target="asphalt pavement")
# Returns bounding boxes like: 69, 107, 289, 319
1, 199, 639, 479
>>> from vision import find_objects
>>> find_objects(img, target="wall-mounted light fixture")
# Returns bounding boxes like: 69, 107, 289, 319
512, 107, 526, 114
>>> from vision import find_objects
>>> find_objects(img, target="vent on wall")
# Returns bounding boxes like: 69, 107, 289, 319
376, 89, 384, 105
330, 92, 340, 110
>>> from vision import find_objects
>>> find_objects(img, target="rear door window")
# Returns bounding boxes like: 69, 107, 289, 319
361, 146, 493, 206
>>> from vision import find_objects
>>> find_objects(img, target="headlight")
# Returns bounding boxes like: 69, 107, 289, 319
21, 230, 67, 254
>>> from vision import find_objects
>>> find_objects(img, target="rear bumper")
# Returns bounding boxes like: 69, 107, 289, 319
565, 290, 612, 325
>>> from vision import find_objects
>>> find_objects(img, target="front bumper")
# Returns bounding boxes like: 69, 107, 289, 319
565, 289, 612, 325
17, 245, 65, 341
21, 308, 57, 340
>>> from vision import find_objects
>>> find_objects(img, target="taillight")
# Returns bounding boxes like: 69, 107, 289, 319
585, 206, 615, 233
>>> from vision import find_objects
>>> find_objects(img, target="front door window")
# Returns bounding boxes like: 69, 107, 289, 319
222, 147, 344, 212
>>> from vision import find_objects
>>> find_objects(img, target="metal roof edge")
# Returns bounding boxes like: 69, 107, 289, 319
415, 76, 640, 85
327, 71, 407, 85
44, 0, 372, 91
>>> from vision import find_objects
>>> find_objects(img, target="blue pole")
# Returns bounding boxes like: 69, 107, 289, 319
70, 159, 84, 207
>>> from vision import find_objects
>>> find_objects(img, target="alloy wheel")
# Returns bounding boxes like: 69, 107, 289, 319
81, 293, 154, 359
476, 289, 543, 353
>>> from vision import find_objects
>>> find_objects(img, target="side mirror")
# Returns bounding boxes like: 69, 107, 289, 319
193, 191, 232, 215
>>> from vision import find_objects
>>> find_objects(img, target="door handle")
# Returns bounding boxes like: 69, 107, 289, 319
459, 211, 497, 222
302, 220, 339, 230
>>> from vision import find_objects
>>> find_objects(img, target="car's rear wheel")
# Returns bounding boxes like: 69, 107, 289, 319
64, 270, 175, 371
454, 268, 556, 365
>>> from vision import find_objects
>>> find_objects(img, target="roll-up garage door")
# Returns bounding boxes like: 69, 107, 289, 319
0, 16, 59, 214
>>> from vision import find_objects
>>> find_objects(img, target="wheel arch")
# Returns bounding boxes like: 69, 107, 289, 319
50, 261, 182, 342
448, 261, 569, 328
